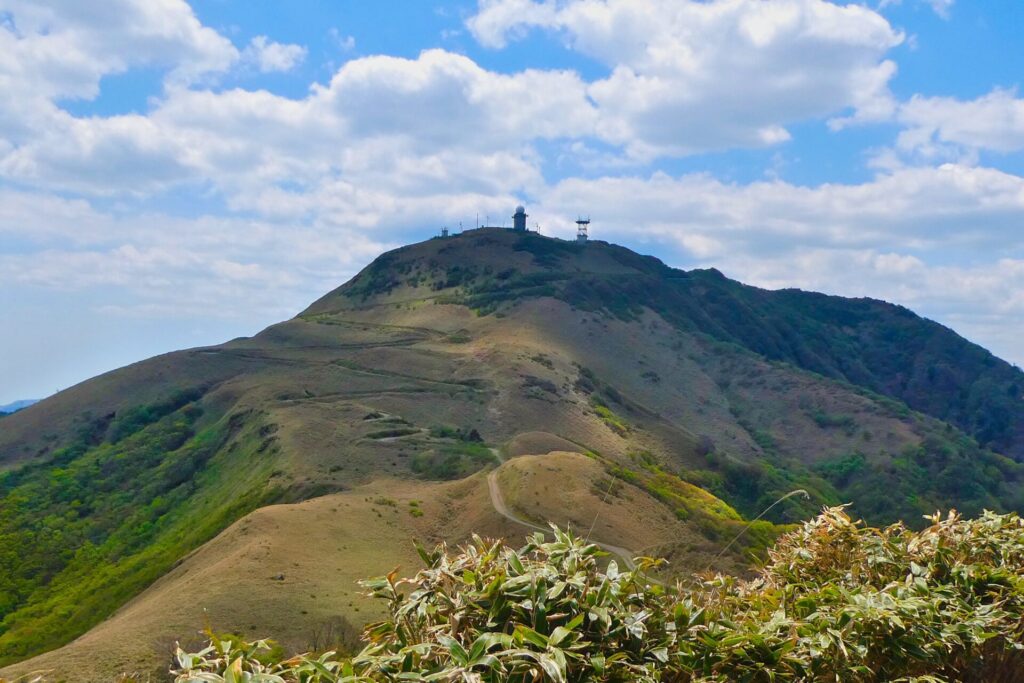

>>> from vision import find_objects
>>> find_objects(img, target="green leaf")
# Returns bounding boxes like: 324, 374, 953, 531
538, 653, 566, 683
514, 624, 550, 649
438, 634, 470, 666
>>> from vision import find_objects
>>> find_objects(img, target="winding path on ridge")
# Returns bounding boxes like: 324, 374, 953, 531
486, 449, 638, 571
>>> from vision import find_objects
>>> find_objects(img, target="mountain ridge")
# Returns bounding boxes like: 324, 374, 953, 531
313, 228, 1023, 457
1, 227, 1022, 678
0, 400, 38, 415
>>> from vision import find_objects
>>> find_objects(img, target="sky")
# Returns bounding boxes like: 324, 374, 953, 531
1, 0, 1022, 404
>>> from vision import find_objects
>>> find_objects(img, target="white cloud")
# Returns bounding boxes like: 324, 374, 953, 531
317, 50, 595, 149
0, 0, 239, 191
0, 0, 237, 102
1, 0, 1022, 400
537, 163, 1024, 255
0, 188, 390, 319
469, 0, 903, 157
328, 28, 356, 52
466, 0, 560, 48
0, 0, 909, 201
927, 0, 955, 18
897, 88, 1024, 155
0, 111, 194, 194
878, 0, 955, 19
243, 35, 307, 73
0, 48, 594, 200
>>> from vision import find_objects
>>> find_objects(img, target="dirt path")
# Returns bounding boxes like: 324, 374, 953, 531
486, 449, 637, 571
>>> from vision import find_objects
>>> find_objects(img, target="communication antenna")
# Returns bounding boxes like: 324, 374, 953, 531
575, 216, 590, 243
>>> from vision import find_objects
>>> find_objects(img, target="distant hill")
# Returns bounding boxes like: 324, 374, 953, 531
0, 400, 37, 415
1, 228, 1022, 680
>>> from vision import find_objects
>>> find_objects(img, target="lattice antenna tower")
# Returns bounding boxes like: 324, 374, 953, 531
575, 216, 590, 243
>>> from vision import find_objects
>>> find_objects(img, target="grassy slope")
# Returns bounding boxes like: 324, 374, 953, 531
1, 227, 1021, 672
0, 454, 762, 683
0, 394, 284, 665
364, 230, 1023, 459
0, 476, 507, 682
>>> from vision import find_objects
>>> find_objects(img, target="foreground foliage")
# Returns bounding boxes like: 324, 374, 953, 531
168, 507, 1024, 682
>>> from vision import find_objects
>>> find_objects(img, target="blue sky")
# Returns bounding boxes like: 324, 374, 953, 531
1, 0, 1022, 404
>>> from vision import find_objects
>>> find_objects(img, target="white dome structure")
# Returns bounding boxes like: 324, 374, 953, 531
513, 205, 528, 231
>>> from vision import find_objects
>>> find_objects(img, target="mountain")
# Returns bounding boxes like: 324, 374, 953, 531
0, 400, 38, 415
2, 228, 1022, 681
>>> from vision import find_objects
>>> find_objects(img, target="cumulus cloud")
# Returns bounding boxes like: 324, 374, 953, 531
0, 48, 594, 198
0, 0, 237, 102
0, 0, 909, 198
243, 36, 307, 73
0, 0, 240, 194
897, 88, 1024, 156
2, 0, 1023, 400
317, 50, 595, 150
0, 111, 196, 194
469, 0, 903, 157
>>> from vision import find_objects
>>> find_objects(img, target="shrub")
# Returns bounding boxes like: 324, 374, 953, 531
591, 399, 628, 436
170, 507, 1024, 682
410, 442, 493, 480
428, 425, 483, 442
365, 428, 419, 440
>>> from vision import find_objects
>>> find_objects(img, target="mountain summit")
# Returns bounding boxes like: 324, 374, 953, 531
2, 227, 1022, 680
319, 227, 1023, 455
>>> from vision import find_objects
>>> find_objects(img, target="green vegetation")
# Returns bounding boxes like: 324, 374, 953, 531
610, 454, 779, 549
4, 229, 1023, 676
591, 399, 628, 436
814, 451, 867, 487
512, 231, 582, 267
808, 408, 857, 433
565, 269, 1024, 458
408, 426, 492, 480
438, 271, 568, 316
692, 388, 1023, 527
428, 425, 483, 442
172, 508, 1024, 681
834, 434, 1024, 523
396, 232, 1024, 459
365, 428, 419, 440
342, 252, 405, 299
687, 422, 1024, 528
530, 353, 554, 369
0, 395, 284, 665
679, 448, 830, 526
410, 441, 493, 480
